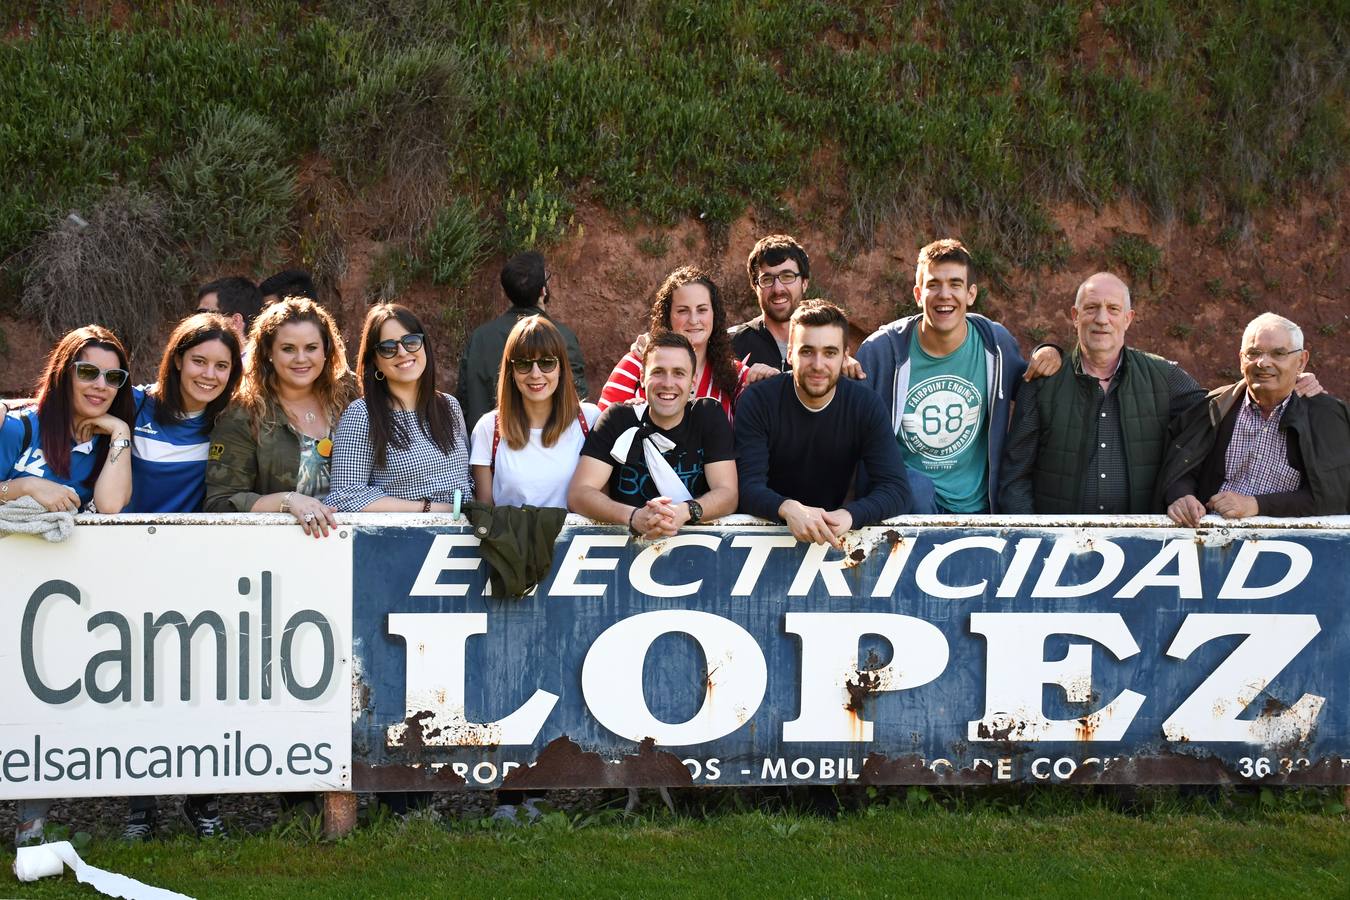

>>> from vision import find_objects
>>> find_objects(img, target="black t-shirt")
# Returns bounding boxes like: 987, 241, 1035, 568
581, 398, 735, 503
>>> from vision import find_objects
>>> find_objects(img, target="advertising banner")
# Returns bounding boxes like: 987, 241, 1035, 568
1, 524, 353, 799
5, 518, 1348, 797
352, 521, 1350, 789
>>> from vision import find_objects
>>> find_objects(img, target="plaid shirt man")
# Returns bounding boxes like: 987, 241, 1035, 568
1219, 392, 1303, 496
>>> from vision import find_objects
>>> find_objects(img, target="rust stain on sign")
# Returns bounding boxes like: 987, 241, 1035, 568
500, 736, 694, 789
1071, 752, 1232, 784
352, 761, 467, 790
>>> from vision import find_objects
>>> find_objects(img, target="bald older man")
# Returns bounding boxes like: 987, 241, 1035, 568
999, 272, 1208, 514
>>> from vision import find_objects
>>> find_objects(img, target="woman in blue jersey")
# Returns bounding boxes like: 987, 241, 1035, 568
1, 325, 134, 848
120, 313, 242, 841
128, 313, 243, 513
0, 325, 134, 514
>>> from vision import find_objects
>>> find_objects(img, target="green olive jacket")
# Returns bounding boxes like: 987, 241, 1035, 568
205, 401, 319, 512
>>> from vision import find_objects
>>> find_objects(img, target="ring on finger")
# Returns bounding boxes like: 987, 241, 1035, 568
303, 512, 316, 523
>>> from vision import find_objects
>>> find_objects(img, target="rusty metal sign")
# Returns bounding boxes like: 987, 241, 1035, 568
351, 521, 1350, 789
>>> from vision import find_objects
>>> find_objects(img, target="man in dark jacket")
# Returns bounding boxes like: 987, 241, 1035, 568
1000, 273, 1206, 514
457, 252, 588, 430
1160, 313, 1350, 525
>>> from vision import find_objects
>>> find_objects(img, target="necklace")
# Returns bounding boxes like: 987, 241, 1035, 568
281, 399, 320, 425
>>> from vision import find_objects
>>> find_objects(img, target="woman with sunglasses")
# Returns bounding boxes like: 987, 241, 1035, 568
599, 266, 751, 420
467, 314, 596, 823
1, 326, 133, 847
325, 303, 471, 514
469, 315, 599, 507
205, 297, 355, 537
0, 325, 135, 516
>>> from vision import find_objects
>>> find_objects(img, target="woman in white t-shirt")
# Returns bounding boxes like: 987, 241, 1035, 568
470, 315, 599, 507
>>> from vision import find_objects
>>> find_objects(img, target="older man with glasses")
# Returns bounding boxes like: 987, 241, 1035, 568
1160, 312, 1350, 525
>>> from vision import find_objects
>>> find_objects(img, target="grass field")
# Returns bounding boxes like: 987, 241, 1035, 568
12, 790, 1349, 898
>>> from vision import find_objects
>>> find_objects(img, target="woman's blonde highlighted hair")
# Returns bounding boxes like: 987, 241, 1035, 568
239, 296, 355, 434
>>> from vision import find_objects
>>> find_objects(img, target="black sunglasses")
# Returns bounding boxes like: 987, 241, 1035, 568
71, 361, 129, 389
375, 333, 425, 358
510, 356, 559, 375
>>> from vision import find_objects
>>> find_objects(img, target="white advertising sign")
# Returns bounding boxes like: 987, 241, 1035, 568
1, 524, 352, 799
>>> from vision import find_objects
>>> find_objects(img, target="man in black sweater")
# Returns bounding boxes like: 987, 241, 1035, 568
735, 300, 912, 546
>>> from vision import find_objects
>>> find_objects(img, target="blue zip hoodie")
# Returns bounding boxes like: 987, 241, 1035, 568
856, 313, 1027, 513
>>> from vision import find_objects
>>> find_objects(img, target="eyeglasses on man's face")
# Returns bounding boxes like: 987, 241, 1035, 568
510, 356, 559, 375
375, 333, 425, 359
1241, 347, 1302, 362
755, 271, 800, 289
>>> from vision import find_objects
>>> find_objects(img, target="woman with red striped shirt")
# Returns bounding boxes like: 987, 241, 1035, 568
599, 266, 762, 419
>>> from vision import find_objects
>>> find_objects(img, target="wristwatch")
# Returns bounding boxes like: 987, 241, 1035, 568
685, 499, 703, 525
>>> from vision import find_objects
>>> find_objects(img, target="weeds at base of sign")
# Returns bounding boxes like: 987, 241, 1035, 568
270, 808, 326, 843
31, 821, 94, 851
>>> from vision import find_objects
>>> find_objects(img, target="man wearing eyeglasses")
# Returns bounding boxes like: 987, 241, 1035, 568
731, 234, 811, 370
999, 272, 1208, 514
458, 251, 589, 430
1160, 313, 1350, 525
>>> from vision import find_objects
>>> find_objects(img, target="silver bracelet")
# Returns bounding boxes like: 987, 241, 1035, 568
280, 491, 294, 513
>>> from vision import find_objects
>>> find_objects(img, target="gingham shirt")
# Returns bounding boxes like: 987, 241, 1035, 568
325, 394, 473, 511
1220, 392, 1303, 496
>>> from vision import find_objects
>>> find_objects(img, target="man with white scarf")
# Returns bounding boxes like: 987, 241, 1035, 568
569, 331, 738, 538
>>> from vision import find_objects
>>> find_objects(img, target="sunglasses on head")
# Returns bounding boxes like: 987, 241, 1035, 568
510, 356, 559, 375
71, 361, 129, 389
374, 333, 425, 358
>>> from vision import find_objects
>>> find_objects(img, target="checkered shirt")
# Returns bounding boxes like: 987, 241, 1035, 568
325, 394, 474, 511
1220, 392, 1303, 496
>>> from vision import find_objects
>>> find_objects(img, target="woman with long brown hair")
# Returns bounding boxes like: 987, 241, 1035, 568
1, 325, 134, 847
469, 315, 600, 506
205, 297, 355, 536
128, 312, 242, 513
0, 324, 135, 514
598, 266, 750, 419
325, 303, 472, 512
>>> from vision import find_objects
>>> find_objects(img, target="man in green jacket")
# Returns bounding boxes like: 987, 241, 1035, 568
1000, 272, 1207, 514
456, 252, 589, 430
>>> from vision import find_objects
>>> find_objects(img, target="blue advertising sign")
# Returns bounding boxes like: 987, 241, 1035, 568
351, 522, 1350, 788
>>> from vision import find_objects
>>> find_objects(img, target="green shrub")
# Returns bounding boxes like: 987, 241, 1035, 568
420, 199, 489, 286
502, 169, 575, 253
323, 44, 477, 235
0, 7, 336, 263
1107, 233, 1164, 287
162, 106, 296, 268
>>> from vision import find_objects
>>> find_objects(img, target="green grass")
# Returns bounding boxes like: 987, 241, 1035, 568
0, 1, 1345, 286
12, 793, 1349, 899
